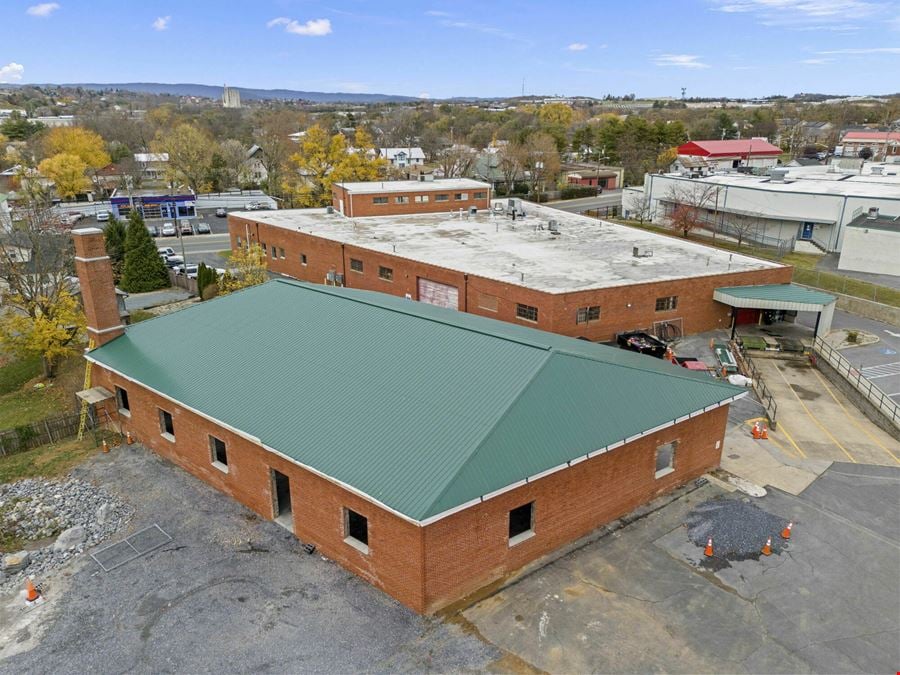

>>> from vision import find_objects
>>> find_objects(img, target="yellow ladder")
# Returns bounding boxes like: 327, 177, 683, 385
77, 339, 95, 440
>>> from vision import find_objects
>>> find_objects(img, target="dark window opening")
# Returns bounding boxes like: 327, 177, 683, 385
655, 296, 678, 312
509, 502, 534, 540
379, 266, 393, 281
350, 258, 363, 273
116, 386, 130, 412
159, 409, 174, 437
346, 509, 368, 546
210, 436, 228, 466
516, 303, 539, 322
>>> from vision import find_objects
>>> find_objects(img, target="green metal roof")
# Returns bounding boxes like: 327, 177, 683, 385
714, 283, 835, 311
88, 280, 744, 522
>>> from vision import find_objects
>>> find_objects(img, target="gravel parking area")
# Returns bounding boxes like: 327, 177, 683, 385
0, 445, 500, 672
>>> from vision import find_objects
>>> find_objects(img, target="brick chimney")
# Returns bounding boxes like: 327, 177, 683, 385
73, 228, 125, 346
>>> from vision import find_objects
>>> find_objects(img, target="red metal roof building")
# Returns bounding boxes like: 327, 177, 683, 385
839, 131, 900, 160
677, 139, 783, 169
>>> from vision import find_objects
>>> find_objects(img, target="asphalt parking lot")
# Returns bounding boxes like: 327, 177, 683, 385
0, 446, 500, 673
463, 463, 900, 674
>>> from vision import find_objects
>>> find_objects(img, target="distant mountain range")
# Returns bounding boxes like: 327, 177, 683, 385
36, 82, 421, 103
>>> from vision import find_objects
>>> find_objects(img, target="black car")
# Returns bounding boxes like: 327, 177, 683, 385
146, 225, 160, 238
615, 331, 669, 358
196, 222, 211, 234
215, 208, 227, 217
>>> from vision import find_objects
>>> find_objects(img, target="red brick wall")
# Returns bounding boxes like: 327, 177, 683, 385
230, 214, 793, 339
332, 184, 490, 218
91, 358, 728, 614
92, 366, 426, 612
421, 405, 728, 612
73, 230, 125, 345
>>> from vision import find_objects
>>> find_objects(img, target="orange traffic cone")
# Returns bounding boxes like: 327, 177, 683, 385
751, 422, 761, 439
781, 522, 793, 540
761, 537, 772, 556
704, 537, 714, 557
126, 431, 133, 444
760, 425, 769, 440
102, 440, 109, 453
25, 577, 40, 603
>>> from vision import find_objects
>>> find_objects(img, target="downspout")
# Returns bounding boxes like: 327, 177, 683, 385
463, 274, 469, 312
340, 243, 347, 285
835, 195, 848, 252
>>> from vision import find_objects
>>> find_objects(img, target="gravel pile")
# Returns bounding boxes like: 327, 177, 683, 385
0, 477, 133, 588
686, 498, 787, 559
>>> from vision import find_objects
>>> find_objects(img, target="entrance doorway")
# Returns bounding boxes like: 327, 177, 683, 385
800, 222, 815, 240
271, 469, 293, 530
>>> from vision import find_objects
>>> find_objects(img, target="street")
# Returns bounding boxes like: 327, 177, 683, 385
545, 190, 623, 214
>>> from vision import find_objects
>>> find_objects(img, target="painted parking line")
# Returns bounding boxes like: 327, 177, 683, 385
810, 368, 900, 465
860, 361, 900, 379
772, 363, 857, 463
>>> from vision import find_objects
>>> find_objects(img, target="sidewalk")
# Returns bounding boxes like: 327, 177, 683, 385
123, 288, 191, 311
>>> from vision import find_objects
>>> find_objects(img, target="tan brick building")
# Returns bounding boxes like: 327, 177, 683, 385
331, 178, 491, 218
75, 227, 745, 613
230, 201, 794, 342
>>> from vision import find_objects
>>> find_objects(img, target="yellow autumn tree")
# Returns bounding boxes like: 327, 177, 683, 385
217, 243, 268, 294
43, 126, 111, 169
285, 126, 385, 207
38, 153, 91, 199
0, 289, 86, 378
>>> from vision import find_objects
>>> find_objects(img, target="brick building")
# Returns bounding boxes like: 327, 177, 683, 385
230, 201, 795, 342
331, 178, 491, 218
74, 227, 745, 613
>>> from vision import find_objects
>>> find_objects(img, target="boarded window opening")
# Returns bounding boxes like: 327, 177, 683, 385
655, 441, 676, 478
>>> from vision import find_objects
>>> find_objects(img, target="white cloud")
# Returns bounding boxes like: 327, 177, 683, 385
567, 42, 588, 51
26, 3, 59, 17
425, 10, 451, 16
439, 19, 529, 44
800, 57, 831, 64
267, 17, 332, 36
418, 92, 431, 99
817, 46, 900, 53
709, 0, 885, 28
653, 54, 710, 69
152, 15, 171, 31
0, 62, 25, 83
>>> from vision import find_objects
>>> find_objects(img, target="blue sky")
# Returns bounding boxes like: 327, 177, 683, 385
1, 0, 899, 98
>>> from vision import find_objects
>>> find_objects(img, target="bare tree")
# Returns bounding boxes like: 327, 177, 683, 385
436, 145, 476, 178
625, 190, 651, 224
663, 181, 719, 237
496, 143, 522, 191
728, 213, 760, 248
219, 139, 249, 187
516, 132, 560, 198
254, 110, 302, 199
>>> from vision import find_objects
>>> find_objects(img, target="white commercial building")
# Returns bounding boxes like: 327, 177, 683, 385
379, 147, 425, 167
635, 163, 900, 255
838, 211, 900, 277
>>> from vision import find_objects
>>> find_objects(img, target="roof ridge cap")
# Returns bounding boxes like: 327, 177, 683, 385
420, 349, 556, 518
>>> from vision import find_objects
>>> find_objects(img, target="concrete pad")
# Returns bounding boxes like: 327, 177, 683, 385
464, 466, 900, 674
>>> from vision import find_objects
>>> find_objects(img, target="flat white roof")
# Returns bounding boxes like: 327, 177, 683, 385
240, 201, 782, 293
660, 166, 900, 200
335, 179, 490, 194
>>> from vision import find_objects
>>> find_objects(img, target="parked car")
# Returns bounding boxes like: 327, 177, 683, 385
196, 222, 211, 234
146, 225, 160, 238
160, 254, 184, 268
65, 211, 85, 224
180, 221, 194, 235
244, 201, 267, 210
96, 211, 110, 222
215, 208, 227, 218
161, 222, 176, 236
174, 263, 199, 277
158, 246, 176, 257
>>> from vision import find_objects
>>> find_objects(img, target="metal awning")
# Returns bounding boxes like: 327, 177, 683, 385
714, 284, 836, 312
76, 386, 114, 405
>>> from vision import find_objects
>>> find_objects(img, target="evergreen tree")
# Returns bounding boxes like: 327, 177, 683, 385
121, 210, 169, 292
104, 216, 127, 283
196, 262, 219, 300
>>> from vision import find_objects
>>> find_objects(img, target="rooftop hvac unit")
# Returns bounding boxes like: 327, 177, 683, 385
326, 270, 335, 282
769, 168, 789, 183
547, 220, 560, 234
326, 205, 334, 214
632, 246, 653, 258
335, 273, 345, 286
469, 206, 478, 216
867, 207, 880, 220
870, 165, 884, 175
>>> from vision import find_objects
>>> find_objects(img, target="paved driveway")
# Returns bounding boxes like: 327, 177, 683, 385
463, 464, 900, 674
0, 446, 499, 673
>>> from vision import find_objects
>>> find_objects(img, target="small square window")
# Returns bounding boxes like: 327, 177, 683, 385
271, 245, 277, 259
373, 196, 388, 205
508, 502, 534, 545
379, 265, 393, 281
115, 386, 130, 414
516, 303, 538, 322
576, 305, 601, 324
655, 441, 676, 478
395, 196, 409, 204
414, 195, 429, 203
655, 296, 678, 312
474, 191, 487, 199
350, 258, 363, 273
279, 247, 285, 259
260, 241, 266, 254
344, 508, 369, 553
301, 253, 307, 265
454, 192, 468, 201
435, 194, 449, 202
210, 436, 228, 471
159, 409, 174, 440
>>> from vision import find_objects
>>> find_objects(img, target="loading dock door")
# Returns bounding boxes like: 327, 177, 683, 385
417, 278, 459, 310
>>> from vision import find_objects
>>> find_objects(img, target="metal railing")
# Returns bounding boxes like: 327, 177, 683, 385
812, 336, 899, 430
732, 341, 778, 429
